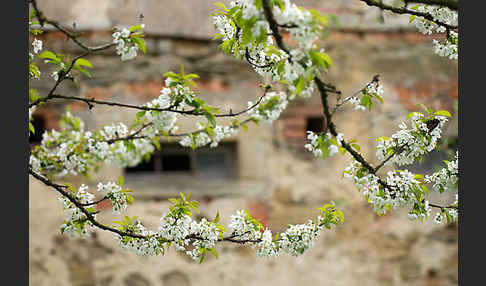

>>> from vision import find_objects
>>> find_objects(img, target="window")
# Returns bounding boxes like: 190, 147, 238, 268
306, 116, 325, 134
125, 142, 237, 179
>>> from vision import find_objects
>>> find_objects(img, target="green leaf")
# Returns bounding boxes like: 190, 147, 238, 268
214, 2, 229, 12
433, 110, 452, 117
131, 36, 146, 54
29, 88, 40, 101
309, 50, 333, 69
309, 9, 328, 26
296, 77, 306, 94
74, 66, 91, 78
136, 111, 146, 119
203, 109, 217, 127
208, 248, 219, 259
361, 95, 371, 110
339, 147, 346, 155
351, 143, 360, 152
214, 211, 220, 223
129, 25, 144, 32
117, 176, 124, 186
75, 58, 93, 68
212, 33, 225, 40
38, 51, 58, 61
29, 122, 35, 134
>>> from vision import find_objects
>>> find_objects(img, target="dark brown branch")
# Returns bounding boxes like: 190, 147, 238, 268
245, 47, 274, 69
29, 168, 267, 243
405, 0, 458, 11
359, 0, 457, 30
429, 202, 457, 209
81, 197, 108, 207
30, 0, 116, 52
30, 89, 269, 118
331, 75, 379, 115
261, 0, 293, 62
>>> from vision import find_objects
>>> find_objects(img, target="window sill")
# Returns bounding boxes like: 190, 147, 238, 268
124, 174, 268, 200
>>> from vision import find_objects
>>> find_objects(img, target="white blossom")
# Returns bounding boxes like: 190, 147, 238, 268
32, 38, 43, 54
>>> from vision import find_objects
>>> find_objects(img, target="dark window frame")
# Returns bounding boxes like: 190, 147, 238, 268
124, 141, 238, 179
305, 116, 325, 134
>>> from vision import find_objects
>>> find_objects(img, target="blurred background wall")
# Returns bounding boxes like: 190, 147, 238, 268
29, 1, 458, 285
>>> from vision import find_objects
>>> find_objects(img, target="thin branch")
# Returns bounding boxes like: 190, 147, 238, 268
261, 0, 293, 62
331, 75, 379, 115
30, 88, 269, 119
404, 0, 458, 11
30, 0, 116, 52
29, 168, 265, 243
81, 197, 108, 207
359, 0, 457, 31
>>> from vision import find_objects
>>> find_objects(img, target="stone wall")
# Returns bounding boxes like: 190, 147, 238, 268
29, 1, 458, 285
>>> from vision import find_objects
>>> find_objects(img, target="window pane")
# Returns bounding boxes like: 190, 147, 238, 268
161, 154, 191, 172
194, 152, 227, 178
125, 157, 155, 173
306, 117, 324, 133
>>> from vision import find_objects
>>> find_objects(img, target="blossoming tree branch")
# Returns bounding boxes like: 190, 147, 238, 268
28, 0, 459, 261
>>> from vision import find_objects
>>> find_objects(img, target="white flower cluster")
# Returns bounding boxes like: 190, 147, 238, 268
376, 112, 448, 166
179, 122, 238, 149
272, 0, 320, 50
229, 210, 263, 241
348, 80, 384, 111
141, 77, 201, 136
213, 14, 235, 42
97, 181, 129, 215
255, 229, 280, 257
411, 5, 458, 60
344, 160, 429, 217
58, 184, 95, 237
118, 212, 222, 260
211, 125, 238, 147
349, 96, 366, 111
229, 209, 328, 257
278, 220, 322, 257
32, 38, 43, 54
248, 91, 288, 123
32, 111, 156, 177
179, 132, 211, 149
364, 80, 384, 98
213, 0, 328, 99
343, 160, 389, 214
115, 220, 162, 257
433, 192, 458, 225
425, 151, 459, 193
304, 131, 343, 158
186, 218, 221, 261
30, 154, 42, 173
159, 214, 192, 243
112, 25, 144, 61
432, 31, 458, 60
99, 122, 129, 141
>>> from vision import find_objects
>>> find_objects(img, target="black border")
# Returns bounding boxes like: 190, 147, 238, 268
6, 0, 29, 284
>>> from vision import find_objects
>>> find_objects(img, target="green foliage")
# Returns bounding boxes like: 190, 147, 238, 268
317, 202, 344, 229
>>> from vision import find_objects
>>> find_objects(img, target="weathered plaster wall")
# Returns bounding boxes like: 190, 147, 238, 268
29, 1, 458, 285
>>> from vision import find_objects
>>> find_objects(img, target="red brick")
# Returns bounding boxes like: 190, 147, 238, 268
247, 200, 269, 228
